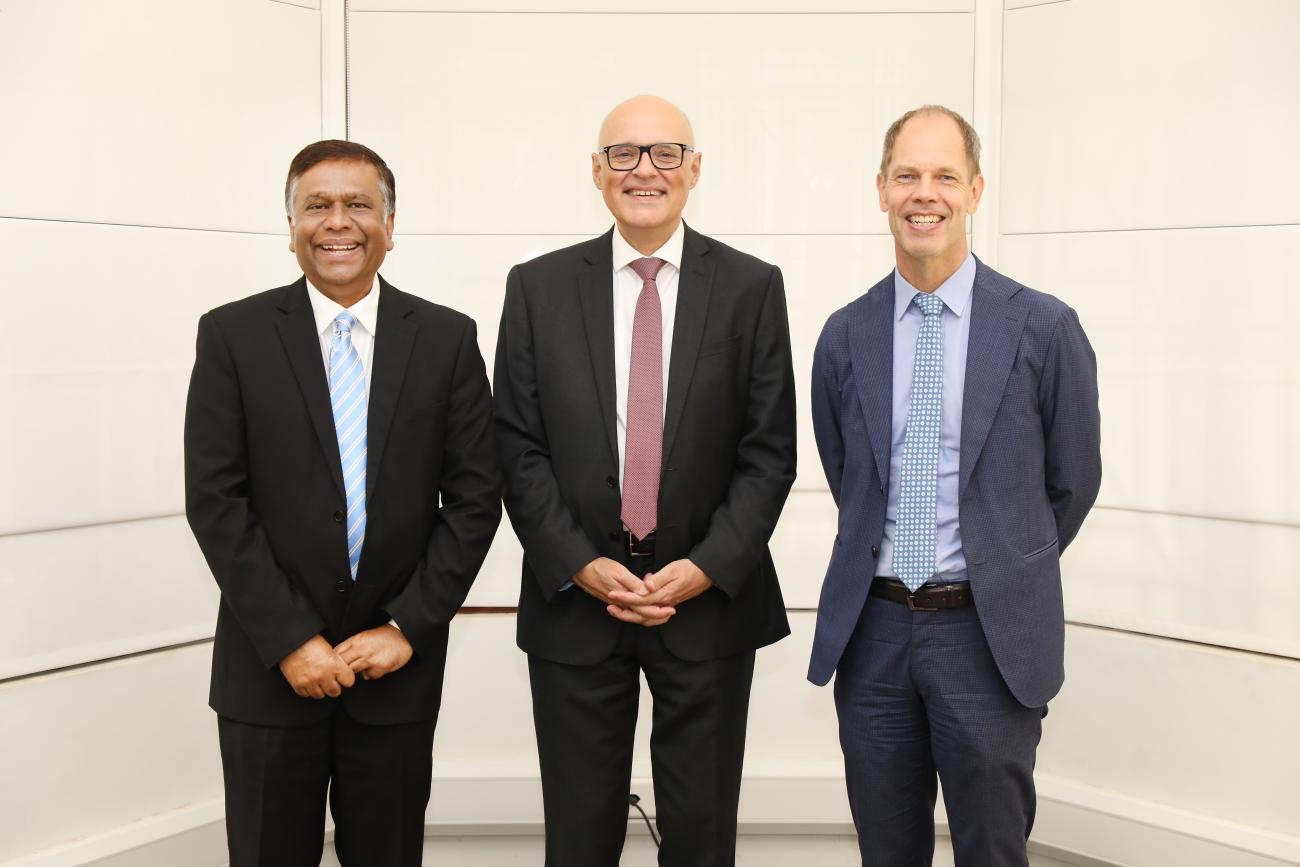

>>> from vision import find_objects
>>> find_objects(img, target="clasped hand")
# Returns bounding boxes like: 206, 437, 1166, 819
573, 556, 712, 627
277, 625, 413, 699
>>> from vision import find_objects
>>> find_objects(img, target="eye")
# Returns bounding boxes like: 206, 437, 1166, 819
348, 202, 369, 209
895, 173, 914, 182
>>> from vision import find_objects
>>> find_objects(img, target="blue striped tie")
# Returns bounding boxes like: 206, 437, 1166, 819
329, 311, 367, 580
894, 292, 945, 592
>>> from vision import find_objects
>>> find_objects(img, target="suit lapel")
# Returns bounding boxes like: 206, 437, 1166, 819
577, 231, 619, 466
366, 276, 417, 503
849, 275, 896, 489
662, 226, 714, 464
274, 279, 346, 498
960, 259, 1028, 497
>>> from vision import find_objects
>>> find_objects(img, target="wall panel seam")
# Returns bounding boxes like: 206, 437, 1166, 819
1092, 505, 1300, 531
1064, 621, 1300, 664
0, 512, 186, 540
0, 216, 283, 237
352, 9, 975, 15
1002, 222, 1300, 236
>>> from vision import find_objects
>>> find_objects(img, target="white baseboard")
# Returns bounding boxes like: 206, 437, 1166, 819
6, 773, 1297, 867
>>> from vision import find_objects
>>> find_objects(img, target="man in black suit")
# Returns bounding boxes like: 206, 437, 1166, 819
185, 140, 500, 867
494, 95, 797, 866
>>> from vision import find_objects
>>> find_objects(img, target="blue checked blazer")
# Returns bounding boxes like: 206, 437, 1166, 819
807, 258, 1101, 708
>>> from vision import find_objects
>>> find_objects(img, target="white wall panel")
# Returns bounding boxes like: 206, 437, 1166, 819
998, 228, 1300, 525
0, 0, 320, 233
769, 490, 837, 609
348, 11, 971, 235
1063, 508, 1300, 660
0, 518, 216, 681
355, 1, 971, 10
0, 221, 305, 534
1042, 625, 1300, 838
1001, 0, 1300, 233
0, 645, 221, 862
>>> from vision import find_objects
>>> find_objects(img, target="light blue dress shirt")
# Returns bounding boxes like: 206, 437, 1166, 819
877, 253, 976, 585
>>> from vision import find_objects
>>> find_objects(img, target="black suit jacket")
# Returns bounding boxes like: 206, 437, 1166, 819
494, 226, 795, 665
185, 276, 501, 727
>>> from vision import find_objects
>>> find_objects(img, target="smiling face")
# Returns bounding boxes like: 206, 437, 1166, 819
592, 95, 701, 255
287, 158, 394, 305
877, 111, 984, 291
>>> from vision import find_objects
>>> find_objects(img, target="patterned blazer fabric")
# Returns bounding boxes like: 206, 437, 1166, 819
808, 259, 1102, 708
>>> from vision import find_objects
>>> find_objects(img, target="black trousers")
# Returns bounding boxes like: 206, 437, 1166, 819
217, 709, 437, 867
529, 606, 756, 867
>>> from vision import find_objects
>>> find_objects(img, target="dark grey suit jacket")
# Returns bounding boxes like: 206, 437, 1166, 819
808, 258, 1101, 707
494, 225, 796, 665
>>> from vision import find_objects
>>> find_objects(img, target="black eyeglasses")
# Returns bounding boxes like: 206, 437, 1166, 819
599, 142, 694, 171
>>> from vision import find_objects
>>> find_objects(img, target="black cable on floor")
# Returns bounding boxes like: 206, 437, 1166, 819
628, 794, 661, 848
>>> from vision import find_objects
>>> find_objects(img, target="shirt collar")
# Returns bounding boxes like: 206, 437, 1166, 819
307, 276, 381, 338
893, 252, 976, 321
611, 220, 685, 274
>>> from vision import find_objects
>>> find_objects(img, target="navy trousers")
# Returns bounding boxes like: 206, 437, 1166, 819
834, 594, 1043, 867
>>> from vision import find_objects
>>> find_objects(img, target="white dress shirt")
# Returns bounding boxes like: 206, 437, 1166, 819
611, 221, 684, 491
306, 276, 380, 401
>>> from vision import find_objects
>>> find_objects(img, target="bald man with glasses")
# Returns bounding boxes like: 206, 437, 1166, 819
494, 95, 797, 866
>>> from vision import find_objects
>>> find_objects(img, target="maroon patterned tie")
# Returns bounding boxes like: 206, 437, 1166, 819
622, 257, 666, 541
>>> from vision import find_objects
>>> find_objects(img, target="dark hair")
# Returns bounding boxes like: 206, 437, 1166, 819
284, 140, 396, 218
880, 105, 981, 178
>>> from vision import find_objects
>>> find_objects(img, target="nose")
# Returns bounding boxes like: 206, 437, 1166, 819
630, 150, 658, 178
913, 174, 938, 201
323, 201, 351, 228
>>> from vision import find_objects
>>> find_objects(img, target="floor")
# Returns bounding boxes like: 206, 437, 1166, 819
323, 833, 1080, 865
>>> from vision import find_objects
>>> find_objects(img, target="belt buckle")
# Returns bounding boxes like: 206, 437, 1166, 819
905, 592, 937, 613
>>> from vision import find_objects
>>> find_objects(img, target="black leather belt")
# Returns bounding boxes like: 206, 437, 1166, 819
624, 530, 656, 558
870, 577, 972, 611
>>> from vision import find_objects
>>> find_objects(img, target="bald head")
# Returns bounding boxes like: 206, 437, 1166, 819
597, 95, 695, 149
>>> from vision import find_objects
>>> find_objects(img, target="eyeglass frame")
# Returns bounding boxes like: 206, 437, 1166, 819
598, 142, 695, 172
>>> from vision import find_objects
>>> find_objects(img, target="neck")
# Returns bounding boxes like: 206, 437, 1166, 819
617, 221, 678, 257
895, 247, 967, 294
313, 277, 375, 309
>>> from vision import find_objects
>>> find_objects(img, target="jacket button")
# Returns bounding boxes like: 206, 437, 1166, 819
871, 545, 879, 557
336, 578, 348, 593
332, 510, 344, 523
879, 484, 885, 495
609, 531, 620, 541
606, 475, 617, 488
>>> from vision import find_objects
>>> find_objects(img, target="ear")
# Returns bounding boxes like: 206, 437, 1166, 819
287, 214, 296, 251
385, 210, 396, 251
876, 172, 887, 212
687, 150, 702, 189
591, 152, 603, 189
967, 173, 985, 215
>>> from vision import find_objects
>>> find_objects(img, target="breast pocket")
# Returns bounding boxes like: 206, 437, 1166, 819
698, 334, 740, 359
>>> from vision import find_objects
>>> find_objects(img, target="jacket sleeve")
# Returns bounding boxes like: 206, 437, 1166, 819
1040, 306, 1102, 552
686, 265, 798, 598
811, 313, 846, 507
383, 316, 502, 659
493, 265, 602, 600
184, 312, 325, 669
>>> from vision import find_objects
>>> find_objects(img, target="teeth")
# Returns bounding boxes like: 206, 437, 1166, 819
321, 244, 358, 250
908, 215, 941, 224
631, 191, 660, 197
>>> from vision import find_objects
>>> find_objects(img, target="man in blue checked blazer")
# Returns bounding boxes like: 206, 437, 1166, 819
808, 106, 1101, 866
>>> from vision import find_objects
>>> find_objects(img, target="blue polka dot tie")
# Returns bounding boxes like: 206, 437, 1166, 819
894, 292, 945, 592
329, 311, 367, 580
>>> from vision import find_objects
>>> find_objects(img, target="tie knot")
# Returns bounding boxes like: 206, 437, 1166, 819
629, 257, 666, 283
334, 311, 357, 335
913, 292, 944, 317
